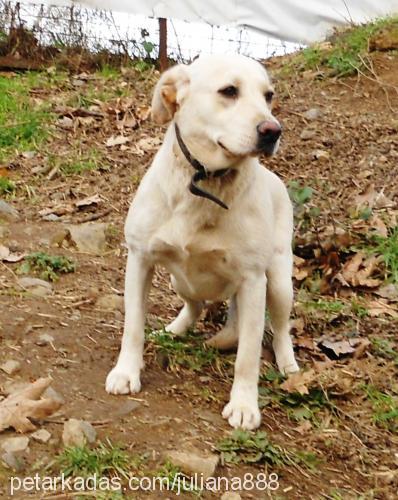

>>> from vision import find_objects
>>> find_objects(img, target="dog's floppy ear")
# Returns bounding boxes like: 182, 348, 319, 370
151, 64, 189, 125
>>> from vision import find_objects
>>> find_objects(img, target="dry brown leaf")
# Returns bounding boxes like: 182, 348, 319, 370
355, 184, 394, 209
75, 194, 102, 208
319, 339, 356, 356
105, 135, 130, 147
342, 253, 382, 288
367, 299, 398, 319
0, 378, 62, 433
0, 244, 25, 263
295, 336, 316, 350
280, 369, 316, 395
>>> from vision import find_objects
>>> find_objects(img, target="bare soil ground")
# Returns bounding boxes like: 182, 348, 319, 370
0, 48, 398, 499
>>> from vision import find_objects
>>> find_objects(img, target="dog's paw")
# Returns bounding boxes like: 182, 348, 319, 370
222, 399, 261, 430
275, 353, 299, 375
105, 367, 141, 395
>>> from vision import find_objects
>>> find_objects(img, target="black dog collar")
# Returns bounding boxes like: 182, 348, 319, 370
174, 123, 231, 210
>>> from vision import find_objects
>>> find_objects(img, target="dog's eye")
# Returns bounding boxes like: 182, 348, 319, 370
265, 91, 274, 103
219, 86, 238, 98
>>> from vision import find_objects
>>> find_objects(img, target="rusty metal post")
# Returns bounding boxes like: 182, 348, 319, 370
158, 17, 168, 72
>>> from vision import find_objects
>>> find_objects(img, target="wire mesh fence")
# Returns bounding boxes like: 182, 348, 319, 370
0, 0, 301, 64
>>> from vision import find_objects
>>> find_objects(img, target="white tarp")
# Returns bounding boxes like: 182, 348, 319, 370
27, 0, 398, 43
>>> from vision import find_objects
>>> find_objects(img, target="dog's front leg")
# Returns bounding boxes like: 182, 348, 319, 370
106, 249, 153, 395
222, 274, 266, 430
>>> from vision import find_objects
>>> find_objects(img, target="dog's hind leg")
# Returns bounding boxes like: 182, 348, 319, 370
267, 253, 299, 375
166, 299, 203, 335
206, 295, 239, 350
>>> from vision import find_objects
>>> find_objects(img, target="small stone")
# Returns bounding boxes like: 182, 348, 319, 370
42, 214, 61, 222
17, 277, 53, 297
36, 333, 55, 346
304, 108, 322, 120
68, 223, 109, 255
62, 419, 97, 447
1, 436, 29, 454
165, 449, 219, 480
0, 359, 21, 375
31, 429, 52, 443
18, 277, 53, 290
96, 294, 124, 312
1, 452, 25, 472
22, 151, 36, 159
0, 200, 19, 220
221, 493, 242, 500
311, 149, 330, 161
300, 128, 316, 140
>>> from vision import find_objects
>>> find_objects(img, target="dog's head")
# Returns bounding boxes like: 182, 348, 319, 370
151, 54, 281, 170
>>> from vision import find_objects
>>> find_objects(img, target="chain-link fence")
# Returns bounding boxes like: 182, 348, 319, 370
0, 0, 300, 65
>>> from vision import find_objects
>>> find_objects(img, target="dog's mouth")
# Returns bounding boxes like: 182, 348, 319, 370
217, 140, 248, 159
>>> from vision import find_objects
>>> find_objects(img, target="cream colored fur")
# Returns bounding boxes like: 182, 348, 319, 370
106, 54, 299, 430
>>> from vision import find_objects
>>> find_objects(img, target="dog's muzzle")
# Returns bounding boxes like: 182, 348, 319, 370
256, 120, 281, 156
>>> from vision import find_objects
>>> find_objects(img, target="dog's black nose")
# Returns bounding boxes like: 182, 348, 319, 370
256, 120, 282, 155
257, 120, 282, 143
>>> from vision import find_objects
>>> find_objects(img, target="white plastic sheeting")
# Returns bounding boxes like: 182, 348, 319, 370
27, 0, 398, 43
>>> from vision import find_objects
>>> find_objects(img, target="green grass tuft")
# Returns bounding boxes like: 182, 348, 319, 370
217, 429, 319, 470
0, 75, 51, 160
362, 384, 398, 431
0, 177, 16, 195
57, 440, 140, 480
147, 328, 226, 372
18, 252, 75, 281
295, 16, 398, 76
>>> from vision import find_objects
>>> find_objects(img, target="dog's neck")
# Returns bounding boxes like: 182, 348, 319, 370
174, 122, 234, 210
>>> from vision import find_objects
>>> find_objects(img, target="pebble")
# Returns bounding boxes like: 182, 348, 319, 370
17, 277, 53, 297
221, 493, 242, 500
304, 107, 322, 120
0, 359, 21, 375
62, 419, 97, 447
300, 128, 316, 140
1, 452, 25, 472
1, 436, 29, 454
165, 449, 219, 480
31, 429, 52, 443
0, 200, 19, 220
36, 333, 55, 346
96, 294, 124, 312
68, 223, 109, 255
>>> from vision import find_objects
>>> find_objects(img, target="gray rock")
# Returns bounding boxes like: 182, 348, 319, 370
165, 449, 219, 480
62, 419, 97, 447
18, 277, 53, 297
221, 493, 242, 500
1, 436, 29, 454
300, 128, 316, 140
1, 452, 25, 471
42, 214, 61, 222
36, 333, 55, 346
304, 107, 322, 120
31, 429, 52, 443
0, 359, 21, 375
18, 277, 53, 290
0, 200, 19, 220
96, 294, 124, 312
68, 223, 109, 255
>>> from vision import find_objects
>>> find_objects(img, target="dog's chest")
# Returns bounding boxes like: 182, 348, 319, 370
148, 217, 242, 300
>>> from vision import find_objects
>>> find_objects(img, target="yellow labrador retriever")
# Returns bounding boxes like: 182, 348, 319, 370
106, 54, 299, 430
